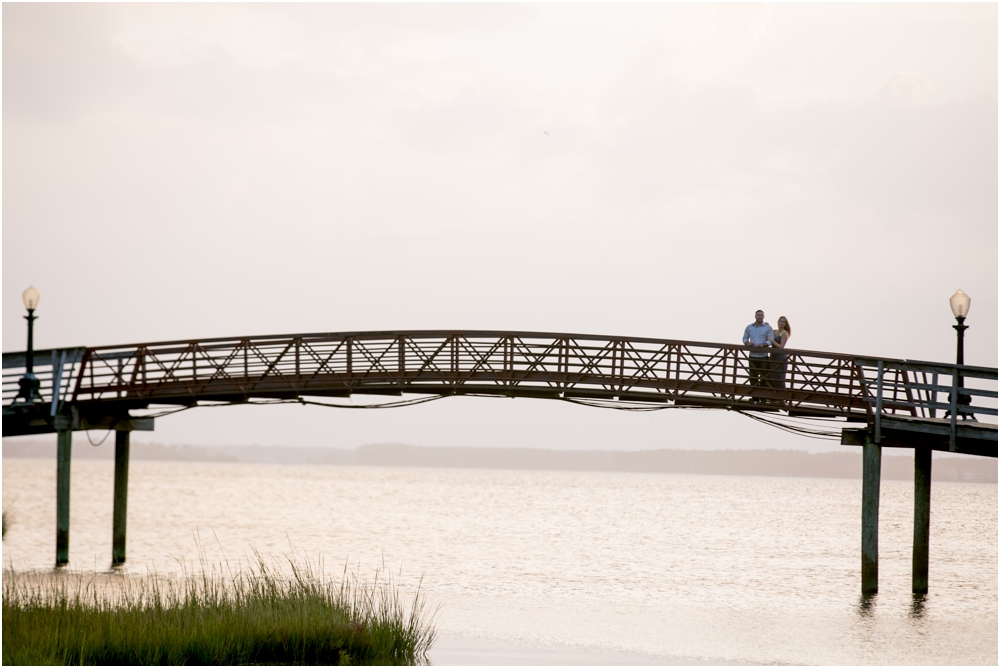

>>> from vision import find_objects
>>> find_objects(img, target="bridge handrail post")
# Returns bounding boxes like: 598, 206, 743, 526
49, 350, 67, 417
875, 360, 883, 443
930, 372, 937, 419
949, 370, 959, 451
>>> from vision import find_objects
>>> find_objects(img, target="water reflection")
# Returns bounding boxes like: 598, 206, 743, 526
910, 593, 927, 619
856, 592, 878, 618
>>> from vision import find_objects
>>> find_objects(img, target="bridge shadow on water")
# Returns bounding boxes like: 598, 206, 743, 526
909, 593, 928, 620
856, 591, 930, 622
856, 592, 878, 619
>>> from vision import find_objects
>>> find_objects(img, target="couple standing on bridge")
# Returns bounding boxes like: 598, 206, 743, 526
743, 310, 791, 399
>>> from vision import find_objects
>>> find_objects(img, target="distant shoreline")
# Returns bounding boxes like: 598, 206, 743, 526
3, 440, 996, 483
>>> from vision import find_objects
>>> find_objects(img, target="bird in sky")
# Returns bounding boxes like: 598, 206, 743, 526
543, 131, 550, 136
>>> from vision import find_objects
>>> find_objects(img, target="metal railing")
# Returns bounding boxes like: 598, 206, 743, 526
854, 357, 998, 450
5, 332, 865, 416
3, 333, 997, 445
2, 348, 87, 417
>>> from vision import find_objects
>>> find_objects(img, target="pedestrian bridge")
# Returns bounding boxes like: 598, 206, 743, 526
3, 330, 997, 455
3, 329, 997, 593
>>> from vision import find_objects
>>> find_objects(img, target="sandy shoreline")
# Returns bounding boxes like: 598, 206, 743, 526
427, 634, 741, 666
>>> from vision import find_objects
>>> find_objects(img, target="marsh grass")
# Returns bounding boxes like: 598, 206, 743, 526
3, 553, 437, 665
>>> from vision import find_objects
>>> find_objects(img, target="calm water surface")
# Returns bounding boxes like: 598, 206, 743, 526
3, 458, 996, 664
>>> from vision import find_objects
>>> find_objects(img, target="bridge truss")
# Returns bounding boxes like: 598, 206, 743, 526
3, 330, 996, 455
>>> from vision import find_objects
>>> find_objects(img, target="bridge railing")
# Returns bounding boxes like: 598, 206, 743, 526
2, 348, 87, 416
853, 357, 998, 449
2, 332, 870, 418
5, 335, 998, 436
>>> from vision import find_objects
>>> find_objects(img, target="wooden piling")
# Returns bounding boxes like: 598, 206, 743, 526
55, 428, 72, 567
861, 436, 881, 593
112, 429, 131, 566
912, 447, 932, 594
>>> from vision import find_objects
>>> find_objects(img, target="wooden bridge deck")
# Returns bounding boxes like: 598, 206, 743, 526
3, 330, 996, 455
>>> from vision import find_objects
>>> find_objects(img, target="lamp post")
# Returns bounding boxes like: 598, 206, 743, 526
16, 286, 42, 403
949, 289, 971, 417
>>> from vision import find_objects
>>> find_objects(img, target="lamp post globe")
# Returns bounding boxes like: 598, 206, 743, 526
949, 289, 971, 320
22, 285, 40, 311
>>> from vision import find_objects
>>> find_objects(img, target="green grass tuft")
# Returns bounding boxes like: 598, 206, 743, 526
3, 555, 437, 665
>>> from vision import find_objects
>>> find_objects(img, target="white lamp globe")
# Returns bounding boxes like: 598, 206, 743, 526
949, 289, 971, 319
22, 286, 40, 311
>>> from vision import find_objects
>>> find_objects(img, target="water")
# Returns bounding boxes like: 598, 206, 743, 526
3, 458, 996, 664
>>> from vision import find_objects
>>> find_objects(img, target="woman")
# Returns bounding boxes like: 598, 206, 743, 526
770, 316, 791, 389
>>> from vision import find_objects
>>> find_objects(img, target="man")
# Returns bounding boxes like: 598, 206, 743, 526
743, 310, 774, 397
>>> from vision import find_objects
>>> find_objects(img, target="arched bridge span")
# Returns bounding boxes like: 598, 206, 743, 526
3, 330, 997, 455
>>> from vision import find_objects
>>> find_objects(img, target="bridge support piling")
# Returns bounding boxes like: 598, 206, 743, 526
55, 426, 72, 567
861, 436, 881, 594
912, 447, 932, 594
112, 429, 131, 566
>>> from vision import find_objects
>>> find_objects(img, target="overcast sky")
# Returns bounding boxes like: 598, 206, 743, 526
3, 3, 997, 453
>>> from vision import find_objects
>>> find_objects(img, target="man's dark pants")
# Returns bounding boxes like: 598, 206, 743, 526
748, 356, 771, 390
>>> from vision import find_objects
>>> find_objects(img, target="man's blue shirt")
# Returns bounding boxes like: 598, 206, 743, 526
743, 322, 774, 358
